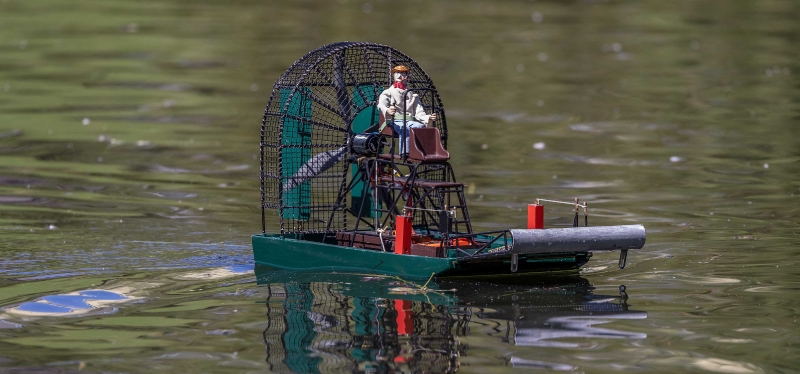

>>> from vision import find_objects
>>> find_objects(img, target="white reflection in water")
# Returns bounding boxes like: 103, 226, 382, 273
560, 180, 622, 188
1, 266, 251, 320
510, 356, 574, 371
5, 289, 130, 317
634, 273, 740, 285
0, 319, 22, 329
584, 157, 653, 166
173, 265, 253, 280
514, 312, 648, 348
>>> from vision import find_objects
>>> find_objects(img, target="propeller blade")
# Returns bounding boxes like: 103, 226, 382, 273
282, 147, 347, 191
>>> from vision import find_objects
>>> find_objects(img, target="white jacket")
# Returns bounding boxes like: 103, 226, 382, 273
377, 86, 431, 124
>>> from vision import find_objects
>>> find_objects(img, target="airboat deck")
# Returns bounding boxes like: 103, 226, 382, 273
254, 42, 645, 279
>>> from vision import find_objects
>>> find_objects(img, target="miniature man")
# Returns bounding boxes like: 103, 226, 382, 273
377, 65, 437, 155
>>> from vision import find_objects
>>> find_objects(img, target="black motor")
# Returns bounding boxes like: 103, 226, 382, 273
351, 132, 386, 156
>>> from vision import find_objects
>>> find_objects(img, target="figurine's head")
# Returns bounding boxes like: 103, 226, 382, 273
391, 65, 409, 82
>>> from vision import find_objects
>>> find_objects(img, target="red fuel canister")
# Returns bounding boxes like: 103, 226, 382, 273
394, 213, 413, 254
528, 204, 544, 229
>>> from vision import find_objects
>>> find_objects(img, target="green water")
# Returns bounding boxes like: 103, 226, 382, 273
1, 0, 798, 372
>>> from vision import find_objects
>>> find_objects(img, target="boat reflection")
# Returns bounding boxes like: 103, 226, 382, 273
255, 265, 646, 373
443, 281, 648, 349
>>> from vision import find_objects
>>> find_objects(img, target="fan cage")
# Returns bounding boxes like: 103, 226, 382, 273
261, 42, 448, 235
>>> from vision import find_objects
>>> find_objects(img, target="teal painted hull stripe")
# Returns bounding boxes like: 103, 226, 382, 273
253, 234, 456, 279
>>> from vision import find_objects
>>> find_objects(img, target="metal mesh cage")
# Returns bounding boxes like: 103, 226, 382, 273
261, 42, 447, 234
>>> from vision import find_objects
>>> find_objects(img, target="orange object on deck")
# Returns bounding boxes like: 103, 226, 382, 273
417, 237, 473, 248
449, 237, 473, 246
394, 214, 412, 254
528, 204, 544, 229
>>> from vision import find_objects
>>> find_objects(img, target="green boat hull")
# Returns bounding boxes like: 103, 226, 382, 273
252, 233, 590, 279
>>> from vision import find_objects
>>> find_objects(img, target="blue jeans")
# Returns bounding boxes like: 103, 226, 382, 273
390, 119, 425, 154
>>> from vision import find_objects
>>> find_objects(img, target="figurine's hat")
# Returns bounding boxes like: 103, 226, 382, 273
391, 65, 410, 74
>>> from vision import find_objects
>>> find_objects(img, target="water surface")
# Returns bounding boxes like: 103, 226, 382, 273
1, 0, 799, 372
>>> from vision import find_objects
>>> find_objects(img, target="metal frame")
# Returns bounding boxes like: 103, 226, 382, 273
260, 42, 518, 258
260, 42, 448, 235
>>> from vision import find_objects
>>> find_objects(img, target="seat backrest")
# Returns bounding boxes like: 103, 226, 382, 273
408, 127, 449, 163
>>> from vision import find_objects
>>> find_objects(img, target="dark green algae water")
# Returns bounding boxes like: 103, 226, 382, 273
1, 0, 799, 372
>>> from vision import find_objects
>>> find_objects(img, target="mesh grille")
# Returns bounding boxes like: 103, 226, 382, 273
261, 42, 447, 234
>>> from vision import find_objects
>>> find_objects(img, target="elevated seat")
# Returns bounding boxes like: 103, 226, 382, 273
408, 127, 449, 163
380, 123, 396, 136
378, 126, 449, 163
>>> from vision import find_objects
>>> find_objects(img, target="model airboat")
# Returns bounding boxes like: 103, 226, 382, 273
253, 42, 645, 279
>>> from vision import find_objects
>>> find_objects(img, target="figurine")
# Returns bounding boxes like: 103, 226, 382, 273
377, 65, 437, 155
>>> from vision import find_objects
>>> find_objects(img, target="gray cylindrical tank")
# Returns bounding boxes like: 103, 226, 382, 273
508, 225, 645, 254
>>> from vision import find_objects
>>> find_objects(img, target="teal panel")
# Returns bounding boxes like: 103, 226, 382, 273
351, 85, 378, 130
252, 234, 457, 279
281, 88, 312, 221
350, 85, 380, 218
